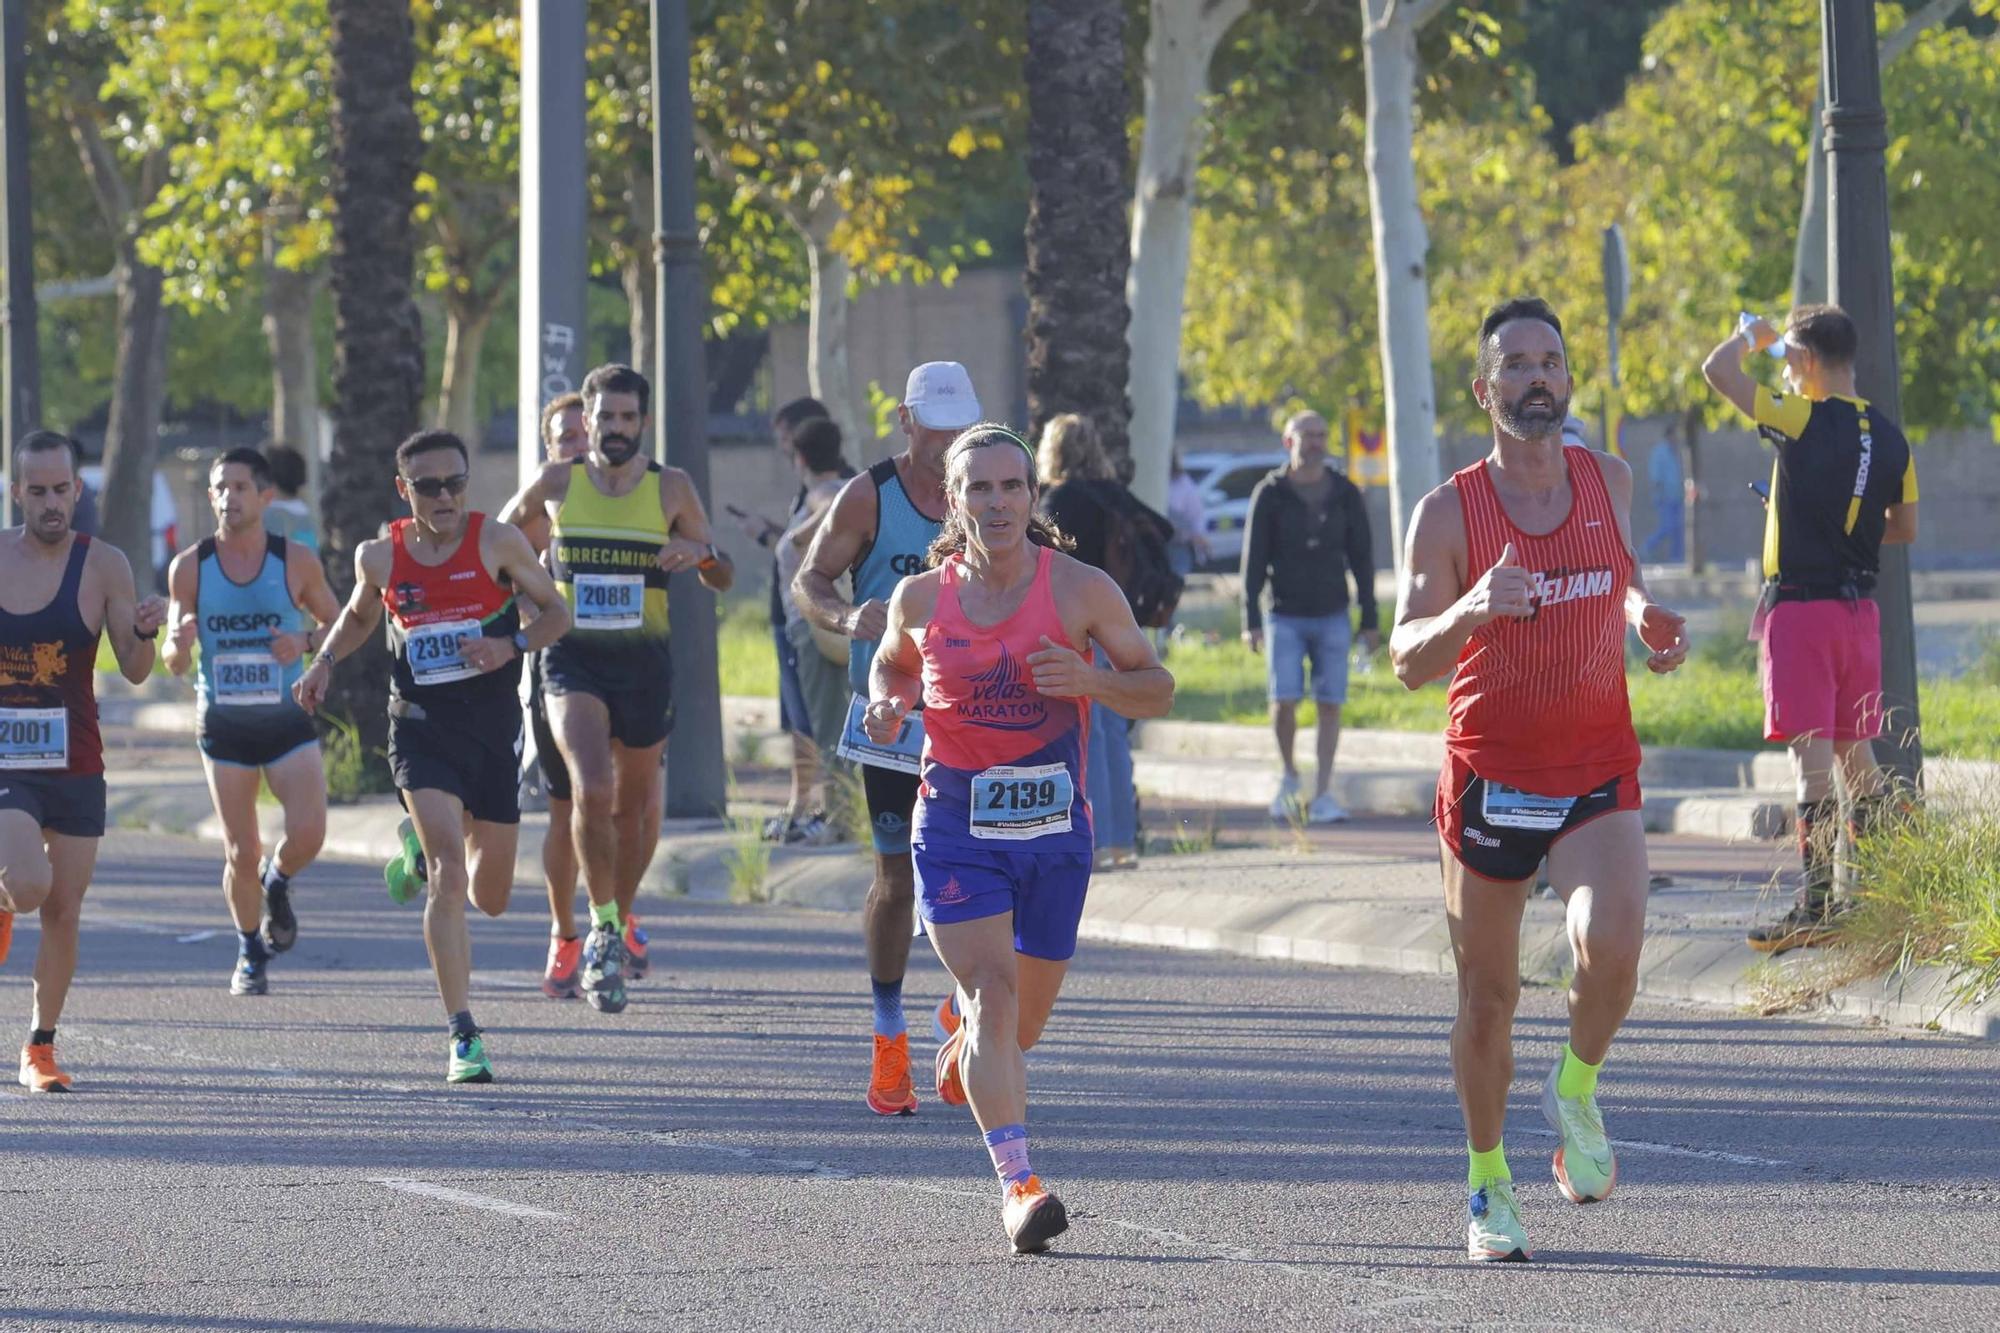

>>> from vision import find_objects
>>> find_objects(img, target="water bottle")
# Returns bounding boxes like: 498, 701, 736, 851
1738, 311, 1787, 360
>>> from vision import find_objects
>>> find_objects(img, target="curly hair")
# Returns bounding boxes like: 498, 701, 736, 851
1035, 412, 1114, 487
926, 423, 1076, 568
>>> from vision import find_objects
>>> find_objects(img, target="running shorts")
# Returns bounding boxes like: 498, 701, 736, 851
0, 772, 107, 838
912, 841, 1092, 962
862, 762, 921, 856
541, 647, 674, 750
1434, 752, 1640, 884
197, 705, 318, 770
388, 703, 523, 825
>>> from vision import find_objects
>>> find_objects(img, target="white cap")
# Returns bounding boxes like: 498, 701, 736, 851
902, 361, 982, 432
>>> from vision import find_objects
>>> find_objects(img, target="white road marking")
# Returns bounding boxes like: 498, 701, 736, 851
371, 1177, 567, 1219
1519, 1126, 1788, 1167
175, 929, 222, 943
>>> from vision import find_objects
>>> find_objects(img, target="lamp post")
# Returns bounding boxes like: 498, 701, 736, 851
1600, 222, 1627, 458
0, 0, 39, 499
516, 0, 588, 489
1820, 0, 1921, 785
651, 0, 725, 818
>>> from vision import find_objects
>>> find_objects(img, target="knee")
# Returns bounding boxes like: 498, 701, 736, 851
1574, 929, 1641, 989
426, 851, 469, 901
285, 811, 327, 857
3, 860, 53, 913
223, 837, 262, 877
1270, 701, 1296, 724
572, 775, 615, 824
1456, 972, 1520, 1038
962, 977, 1020, 1048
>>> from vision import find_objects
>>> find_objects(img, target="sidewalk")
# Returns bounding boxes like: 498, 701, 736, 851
98, 697, 1997, 1044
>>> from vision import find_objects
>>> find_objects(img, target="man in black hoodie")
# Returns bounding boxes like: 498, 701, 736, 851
1240, 411, 1379, 823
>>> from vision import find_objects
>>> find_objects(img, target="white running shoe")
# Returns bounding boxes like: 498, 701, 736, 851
1466, 1179, 1532, 1262
1541, 1058, 1617, 1203
1268, 773, 1302, 820
1306, 792, 1349, 824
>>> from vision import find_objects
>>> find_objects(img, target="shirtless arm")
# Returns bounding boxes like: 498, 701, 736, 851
1389, 485, 1531, 689
162, 547, 200, 677
659, 466, 734, 592
1029, 563, 1174, 719
95, 541, 165, 685
270, 540, 344, 666
1598, 452, 1689, 673
862, 575, 929, 742
461, 522, 571, 674
499, 461, 568, 554
796, 474, 880, 639
291, 540, 390, 714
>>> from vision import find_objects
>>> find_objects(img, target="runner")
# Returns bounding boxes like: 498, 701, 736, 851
864, 424, 1173, 1253
294, 430, 570, 1083
1389, 298, 1689, 1262
796, 360, 980, 1115
162, 448, 341, 996
514, 391, 595, 998
0, 430, 168, 1091
501, 364, 733, 1014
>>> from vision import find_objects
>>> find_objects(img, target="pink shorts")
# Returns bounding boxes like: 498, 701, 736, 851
1759, 598, 1882, 743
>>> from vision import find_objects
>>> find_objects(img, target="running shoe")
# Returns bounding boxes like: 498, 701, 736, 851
622, 914, 650, 981
932, 992, 962, 1045
1465, 1180, 1531, 1262
788, 812, 839, 846
260, 859, 298, 954
580, 922, 629, 1014
934, 1021, 968, 1107
1003, 1176, 1068, 1255
0, 909, 12, 967
1746, 902, 1846, 955
448, 1033, 494, 1084
384, 817, 427, 906
761, 814, 790, 842
1541, 1059, 1617, 1204
1268, 773, 1302, 820
542, 934, 583, 999
230, 952, 269, 997
866, 1032, 918, 1116
18, 1042, 72, 1093
1306, 793, 1350, 825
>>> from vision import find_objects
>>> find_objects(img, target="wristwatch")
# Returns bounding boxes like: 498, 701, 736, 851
697, 542, 723, 572
512, 630, 530, 656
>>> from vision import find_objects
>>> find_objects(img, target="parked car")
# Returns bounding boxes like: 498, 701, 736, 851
1180, 449, 1286, 572
79, 465, 179, 591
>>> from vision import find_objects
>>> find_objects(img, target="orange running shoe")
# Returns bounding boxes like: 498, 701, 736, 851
622, 914, 650, 981
932, 992, 961, 1044
934, 1022, 968, 1107
1003, 1175, 1068, 1254
866, 1031, 918, 1116
19, 1042, 72, 1093
0, 910, 12, 967
542, 934, 583, 999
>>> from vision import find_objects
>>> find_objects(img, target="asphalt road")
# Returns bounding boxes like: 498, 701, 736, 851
1, 833, 1995, 1331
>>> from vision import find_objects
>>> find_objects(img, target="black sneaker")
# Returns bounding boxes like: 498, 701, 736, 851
230, 952, 269, 996
1746, 903, 1845, 956
260, 861, 298, 954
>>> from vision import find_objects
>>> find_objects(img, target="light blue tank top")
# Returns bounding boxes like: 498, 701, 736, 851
194, 535, 309, 717
847, 457, 944, 694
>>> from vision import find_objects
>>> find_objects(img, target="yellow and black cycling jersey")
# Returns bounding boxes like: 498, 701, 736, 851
1753, 390, 1917, 586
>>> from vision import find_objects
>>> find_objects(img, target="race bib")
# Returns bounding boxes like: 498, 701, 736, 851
1480, 781, 1576, 832
0, 706, 67, 770
212, 651, 282, 706
406, 618, 482, 686
835, 694, 923, 774
970, 762, 1075, 842
573, 573, 644, 631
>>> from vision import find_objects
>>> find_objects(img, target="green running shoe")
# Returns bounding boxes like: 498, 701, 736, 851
384, 817, 427, 905
1542, 1058, 1617, 1203
1465, 1179, 1531, 1262
447, 1033, 493, 1084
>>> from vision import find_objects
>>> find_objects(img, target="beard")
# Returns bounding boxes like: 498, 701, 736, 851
596, 431, 640, 465
1494, 386, 1570, 440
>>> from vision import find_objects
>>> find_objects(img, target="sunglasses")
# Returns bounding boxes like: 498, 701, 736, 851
401, 473, 469, 498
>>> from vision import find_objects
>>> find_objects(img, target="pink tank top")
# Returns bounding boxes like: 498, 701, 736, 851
914, 545, 1092, 852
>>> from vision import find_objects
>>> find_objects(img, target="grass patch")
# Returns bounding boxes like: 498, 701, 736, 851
722, 803, 773, 905
719, 597, 779, 698
321, 713, 391, 804
1155, 809, 1221, 856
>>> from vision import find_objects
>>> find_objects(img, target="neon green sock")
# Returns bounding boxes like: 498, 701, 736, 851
591, 899, 622, 932
1557, 1043, 1602, 1099
1467, 1140, 1510, 1189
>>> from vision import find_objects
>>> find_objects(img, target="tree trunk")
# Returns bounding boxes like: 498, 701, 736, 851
326, 0, 425, 783
1681, 406, 1703, 576
804, 231, 860, 448
1362, 0, 1449, 559
1025, 0, 1135, 472
622, 246, 656, 382
437, 294, 494, 449
262, 250, 323, 481
1126, 0, 1249, 512
98, 256, 168, 588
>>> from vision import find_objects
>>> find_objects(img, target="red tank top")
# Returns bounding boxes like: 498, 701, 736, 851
1446, 446, 1639, 796
381, 512, 522, 710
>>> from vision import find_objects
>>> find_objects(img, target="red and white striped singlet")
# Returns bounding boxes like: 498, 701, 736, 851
1445, 445, 1640, 797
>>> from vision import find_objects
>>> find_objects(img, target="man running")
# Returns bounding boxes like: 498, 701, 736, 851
295, 430, 570, 1083
513, 391, 596, 998
0, 430, 167, 1091
163, 448, 341, 996
501, 364, 733, 1014
1390, 298, 1688, 1263
865, 424, 1173, 1252
796, 360, 981, 1115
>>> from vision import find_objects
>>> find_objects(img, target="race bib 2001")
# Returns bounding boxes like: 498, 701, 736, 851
969, 762, 1074, 842
0, 706, 67, 770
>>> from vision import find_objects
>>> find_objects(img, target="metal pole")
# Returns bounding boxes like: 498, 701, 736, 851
1, 0, 40, 500
516, 0, 589, 489
1821, 0, 1922, 785
652, 0, 724, 819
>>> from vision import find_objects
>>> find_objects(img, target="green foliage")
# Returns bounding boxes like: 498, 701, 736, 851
725, 810, 774, 904
320, 712, 392, 804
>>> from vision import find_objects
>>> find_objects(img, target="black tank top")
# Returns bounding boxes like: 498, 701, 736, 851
0, 535, 103, 775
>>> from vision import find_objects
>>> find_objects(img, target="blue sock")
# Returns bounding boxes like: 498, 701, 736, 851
984, 1124, 1032, 1187
871, 977, 906, 1038
238, 930, 268, 964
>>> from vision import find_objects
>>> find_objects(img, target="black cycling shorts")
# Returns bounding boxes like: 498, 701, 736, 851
1435, 753, 1640, 884
862, 761, 921, 856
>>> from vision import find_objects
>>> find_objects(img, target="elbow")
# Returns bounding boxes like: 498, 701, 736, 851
1388, 642, 1426, 691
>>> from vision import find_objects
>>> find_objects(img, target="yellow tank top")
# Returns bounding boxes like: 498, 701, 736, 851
548, 460, 672, 654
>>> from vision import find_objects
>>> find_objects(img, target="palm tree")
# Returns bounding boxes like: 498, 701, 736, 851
323, 0, 425, 784
1023, 0, 1134, 471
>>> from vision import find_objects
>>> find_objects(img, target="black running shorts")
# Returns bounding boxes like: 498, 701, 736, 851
388, 704, 523, 825
0, 771, 108, 838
